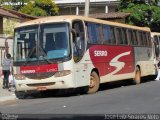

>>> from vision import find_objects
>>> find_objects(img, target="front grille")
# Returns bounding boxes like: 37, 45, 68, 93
24, 72, 55, 79
27, 82, 55, 87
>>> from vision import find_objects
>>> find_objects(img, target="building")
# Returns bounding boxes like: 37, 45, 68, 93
54, 0, 130, 22
0, 7, 38, 36
0, 7, 37, 66
54, 0, 119, 15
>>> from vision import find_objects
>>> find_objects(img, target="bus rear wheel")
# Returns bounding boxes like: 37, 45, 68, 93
134, 67, 141, 84
87, 71, 100, 94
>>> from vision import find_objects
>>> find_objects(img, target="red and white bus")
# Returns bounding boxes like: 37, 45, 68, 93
13, 15, 155, 94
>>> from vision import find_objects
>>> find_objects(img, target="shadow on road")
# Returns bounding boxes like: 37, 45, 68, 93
99, 75, 156, 92
15, 75, 156, 99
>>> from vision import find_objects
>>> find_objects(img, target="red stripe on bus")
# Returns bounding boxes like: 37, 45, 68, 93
89, 45, 134, 76
20, 64, 58, 74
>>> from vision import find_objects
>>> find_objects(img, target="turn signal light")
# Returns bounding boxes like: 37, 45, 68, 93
54, 70, 71, 77
14, 74, 26, 80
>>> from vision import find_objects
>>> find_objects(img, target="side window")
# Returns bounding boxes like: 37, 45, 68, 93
128, 30, 133, 45
133, 30, 138, 45
103, 25, 111, 44
143, 32, 147, 46
121, 28, 128, 45
147, 32, 151, 46
87, 22, 98, 43
138, 31, 144, 46
96, 24, 103, 44
102, 25, 116, 45
110, 27, 116, 44
116, 28, 122, 44
72, 21, 85, 62
115, 28, 128, 45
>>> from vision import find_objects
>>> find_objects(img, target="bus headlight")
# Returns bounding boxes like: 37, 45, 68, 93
54, 70, 71, 77
14, 74, 26, 80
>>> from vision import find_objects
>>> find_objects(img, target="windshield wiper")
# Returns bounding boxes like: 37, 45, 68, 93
37, 24, 53, 64
24, 24, 53, 66
24, 45, 53, 66
24, 46, 36, 65
38, 45, 53, 64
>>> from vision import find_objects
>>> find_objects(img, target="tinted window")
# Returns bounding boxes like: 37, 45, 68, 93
128, 30, 133, 45
133, 30, 138, 45
96, 24, 103, 44
73, 21, 85, 62
103, 25, 111, 44
143, 32, 148, 46
147, 33, 151, 46
116, 28, 122, 44
138, 31, 144, 45
110, 27, 116, 44
116, 28, 128, 45
122, 28, 128, 45
87, 22, 98, 43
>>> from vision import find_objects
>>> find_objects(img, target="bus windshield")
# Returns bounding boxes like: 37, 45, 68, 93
14, 23, 70, 63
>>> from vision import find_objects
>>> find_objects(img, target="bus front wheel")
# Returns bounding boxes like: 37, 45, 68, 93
15, 91, 26, 99
134, 67, 141, 84
87, 71, 100, 94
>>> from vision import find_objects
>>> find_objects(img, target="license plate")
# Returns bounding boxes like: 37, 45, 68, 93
37, 86, 47, 91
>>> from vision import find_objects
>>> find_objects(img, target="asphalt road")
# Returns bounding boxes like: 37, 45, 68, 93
0, 77, 160, 119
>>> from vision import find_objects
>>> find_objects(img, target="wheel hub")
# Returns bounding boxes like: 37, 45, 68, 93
89, 76, 95, 88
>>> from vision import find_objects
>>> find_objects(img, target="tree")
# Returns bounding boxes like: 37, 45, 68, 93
19, 0, 59, 16
150, 5, 160, 31
118, 0, 160, 32
152, 0, 160, 5
118, 0, 134, 10
132, 0, 160, 5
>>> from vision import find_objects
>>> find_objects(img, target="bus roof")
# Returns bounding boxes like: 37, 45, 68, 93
15, 15, 150, 32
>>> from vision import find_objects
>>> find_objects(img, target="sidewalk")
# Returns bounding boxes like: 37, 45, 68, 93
0, 77, 16, 102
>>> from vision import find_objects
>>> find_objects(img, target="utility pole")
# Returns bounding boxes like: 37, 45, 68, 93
84, 0, 90, 17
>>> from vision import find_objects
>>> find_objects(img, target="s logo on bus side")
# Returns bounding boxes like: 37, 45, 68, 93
89, 45, 134, 76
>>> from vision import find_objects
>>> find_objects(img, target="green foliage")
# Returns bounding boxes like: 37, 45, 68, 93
19, 0, 59, 16
31, 7, 47, 16
118, 0, 160, 32
3, 18, 19, 36
2, 5, 14, 10
118, 0, 133, 9
20, 2, 34, 15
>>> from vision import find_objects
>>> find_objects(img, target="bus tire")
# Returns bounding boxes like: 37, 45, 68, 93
87, 71, 100, 94
15, 91, 26, 99
134, 67, 141, 84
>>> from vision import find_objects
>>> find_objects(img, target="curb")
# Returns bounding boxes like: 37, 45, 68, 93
0, 77, 17, 102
